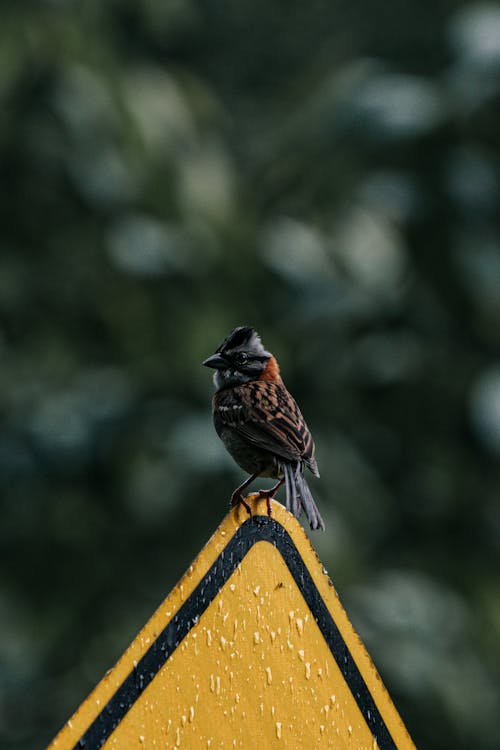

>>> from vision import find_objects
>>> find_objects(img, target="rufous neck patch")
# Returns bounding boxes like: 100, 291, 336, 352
258, 355, 281, 381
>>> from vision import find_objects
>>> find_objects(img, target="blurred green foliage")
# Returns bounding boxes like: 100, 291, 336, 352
1, 1, 500, 748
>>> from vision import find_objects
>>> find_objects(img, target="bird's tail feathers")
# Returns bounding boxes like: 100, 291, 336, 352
282, 462, 325, 531
284, 461, 301, 518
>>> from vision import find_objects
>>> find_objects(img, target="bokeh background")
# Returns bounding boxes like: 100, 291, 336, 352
2, 1, 500, 748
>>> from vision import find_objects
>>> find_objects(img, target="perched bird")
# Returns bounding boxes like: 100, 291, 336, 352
203, 326, 325, 531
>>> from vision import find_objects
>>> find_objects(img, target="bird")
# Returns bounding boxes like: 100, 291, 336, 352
203, 326, 325, 531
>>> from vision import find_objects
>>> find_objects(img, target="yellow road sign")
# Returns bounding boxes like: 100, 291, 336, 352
49, 496, 416, 749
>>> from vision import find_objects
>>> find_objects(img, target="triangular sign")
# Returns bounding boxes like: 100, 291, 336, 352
49, 496, 416, 749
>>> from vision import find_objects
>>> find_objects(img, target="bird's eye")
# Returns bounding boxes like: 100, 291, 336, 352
235, 352, 248, 365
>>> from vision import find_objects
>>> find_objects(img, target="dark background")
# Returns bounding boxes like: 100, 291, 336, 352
1, 2, 500, 748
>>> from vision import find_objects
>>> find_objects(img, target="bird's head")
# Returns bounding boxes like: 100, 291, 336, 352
203, 326, 278, 390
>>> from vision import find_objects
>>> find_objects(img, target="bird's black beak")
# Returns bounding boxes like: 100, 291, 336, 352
202, 353, 228, 369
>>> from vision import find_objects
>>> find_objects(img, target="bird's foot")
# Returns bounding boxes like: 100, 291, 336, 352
257, 478, 285, 517
255, 489, 273, 517
230, 490, 252, 517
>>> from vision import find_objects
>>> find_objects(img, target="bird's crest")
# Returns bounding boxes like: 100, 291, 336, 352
217, 326, 270, 358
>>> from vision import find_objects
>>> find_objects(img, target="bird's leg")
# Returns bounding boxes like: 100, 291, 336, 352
230, 472, 260, 516
257, 478, 285, 517
257, 478, 285, 499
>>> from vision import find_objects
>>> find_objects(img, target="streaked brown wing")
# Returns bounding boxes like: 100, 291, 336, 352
215, 381, 316, 466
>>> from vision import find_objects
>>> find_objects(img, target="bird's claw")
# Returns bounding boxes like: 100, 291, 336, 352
230, 491, 252, 517
256, 488, 274, 517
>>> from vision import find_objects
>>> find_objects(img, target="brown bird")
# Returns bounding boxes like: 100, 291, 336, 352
203, 326, 325, 530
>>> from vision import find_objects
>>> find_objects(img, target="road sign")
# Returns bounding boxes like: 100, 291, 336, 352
49, 495, 416, 749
